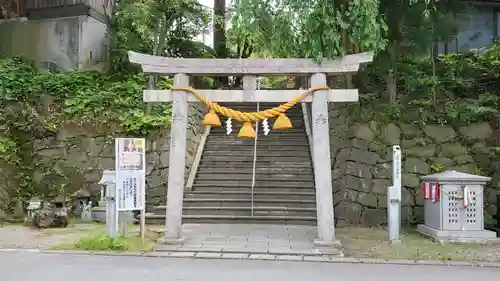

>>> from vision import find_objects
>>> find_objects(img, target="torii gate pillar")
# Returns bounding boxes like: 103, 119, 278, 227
128, 51, 374, 249
164, 73, 190, 242
310, 73, 337, 246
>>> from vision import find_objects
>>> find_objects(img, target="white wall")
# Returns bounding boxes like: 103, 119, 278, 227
439, 7, 499, 54
0, 15, 107, 71
79, 16, 107, 70
0, 17, 80, 70
196, 0, 214, 47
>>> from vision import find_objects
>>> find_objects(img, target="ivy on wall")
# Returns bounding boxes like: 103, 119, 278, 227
0, 56, 173, 204
1, 57, 172, 134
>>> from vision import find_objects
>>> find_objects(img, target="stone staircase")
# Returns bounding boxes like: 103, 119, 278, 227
149, 103, 317, 225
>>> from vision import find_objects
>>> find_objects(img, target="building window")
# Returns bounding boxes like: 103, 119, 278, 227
439, 7, 498, 54
40, 61, 59, 73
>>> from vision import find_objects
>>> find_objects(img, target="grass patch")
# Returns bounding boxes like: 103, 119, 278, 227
337, 227, 500, 262
50, 228, 161, 252
69, 233, 129, 251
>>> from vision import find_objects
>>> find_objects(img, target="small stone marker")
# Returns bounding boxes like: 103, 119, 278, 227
81, 201, 92, 222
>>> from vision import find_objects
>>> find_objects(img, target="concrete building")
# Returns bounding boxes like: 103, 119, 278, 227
0, 0, 108, 71
439, 1, 500, 54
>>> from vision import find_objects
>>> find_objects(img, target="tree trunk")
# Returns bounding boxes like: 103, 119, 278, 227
387, 44, 398, 104
214, 0, 228, 87
103, 0, 117, 73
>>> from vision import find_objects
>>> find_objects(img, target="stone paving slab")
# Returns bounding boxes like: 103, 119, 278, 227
1, 248, 500, 267
156, 223, 332, 257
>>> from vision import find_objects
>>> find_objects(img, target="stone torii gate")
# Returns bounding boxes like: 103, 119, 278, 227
128, 51, 373, 248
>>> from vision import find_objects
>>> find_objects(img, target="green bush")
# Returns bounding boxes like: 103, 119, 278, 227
0, 56, 173, 204
353, 43, 500, 125
73, 233, 129, 251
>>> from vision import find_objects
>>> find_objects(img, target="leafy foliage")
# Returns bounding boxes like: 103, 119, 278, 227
72, 233, 129, 251
352, 42, 500, 126
0, 0, 216, 206
0, 56, 174, 201
108, 0, 213, 73
230, 0, 388, 60
1, 57, 172, 135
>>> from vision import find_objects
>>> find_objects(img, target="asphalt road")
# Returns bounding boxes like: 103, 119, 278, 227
1, 252, 499, 281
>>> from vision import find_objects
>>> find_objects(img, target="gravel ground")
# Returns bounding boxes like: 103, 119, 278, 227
0, 223, 102, 249
337, 227, 500, 262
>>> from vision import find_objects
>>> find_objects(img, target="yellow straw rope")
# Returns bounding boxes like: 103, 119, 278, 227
171, 86, 329, 122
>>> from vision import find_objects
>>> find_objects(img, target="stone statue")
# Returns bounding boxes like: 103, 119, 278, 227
81, 201, 92, 222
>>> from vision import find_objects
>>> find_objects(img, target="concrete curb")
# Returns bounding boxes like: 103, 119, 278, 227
1, 248, 499, 268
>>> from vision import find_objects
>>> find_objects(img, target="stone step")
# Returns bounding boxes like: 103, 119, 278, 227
191, 186, 316, 194
216, 105, 304, 112
145, 214, 316, 225
201, 150, 311, 157
196, 167, 314, 174
209, 131, 307, 136
211, 116, 304, 121
200, 156, 311, 162
204, 141, 310, 148
193, 180, 315, 187
207, 133, 308, 138
211, 125, 306, 131
182, 206, 317, 217
183, 215, 317, 225
185, 190, 316, 200
210, 123, 305, 129
209, 133, 308, 138
180, 198, 316, 208
198, 161, 313, 168
202, 149, 310, 155
207, 138, 309, 143
195, 173, 314, 181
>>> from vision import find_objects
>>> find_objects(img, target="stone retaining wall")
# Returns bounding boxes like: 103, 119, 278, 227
329, 105, 498, 226
1, 99, 498, 227
0, 103, 204, 213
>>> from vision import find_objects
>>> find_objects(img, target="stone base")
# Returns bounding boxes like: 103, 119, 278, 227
389, 239, 401, 245
313, 240, 344, 256
91, 207, 135, 224
91, 206, 107, 223
417, 224, 499, 244
158, 235, 187, 245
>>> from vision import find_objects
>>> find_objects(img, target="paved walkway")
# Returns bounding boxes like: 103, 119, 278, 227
2, 251, 500, 281
155, 224, 339, 255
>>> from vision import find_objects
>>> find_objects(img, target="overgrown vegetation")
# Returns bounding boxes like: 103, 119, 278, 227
0, 0, 214, 206
352, 43, 500, 126
0, 58, 174, 201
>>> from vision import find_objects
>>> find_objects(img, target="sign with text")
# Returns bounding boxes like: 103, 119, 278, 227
115, 138, 146, 211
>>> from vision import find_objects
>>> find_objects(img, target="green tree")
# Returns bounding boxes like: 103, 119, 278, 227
105, 0, 212, 75
376, 0, 468, 104
230, 0, 387, 61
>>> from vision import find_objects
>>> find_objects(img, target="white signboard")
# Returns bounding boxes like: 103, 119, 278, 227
115, 138, 146, 211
